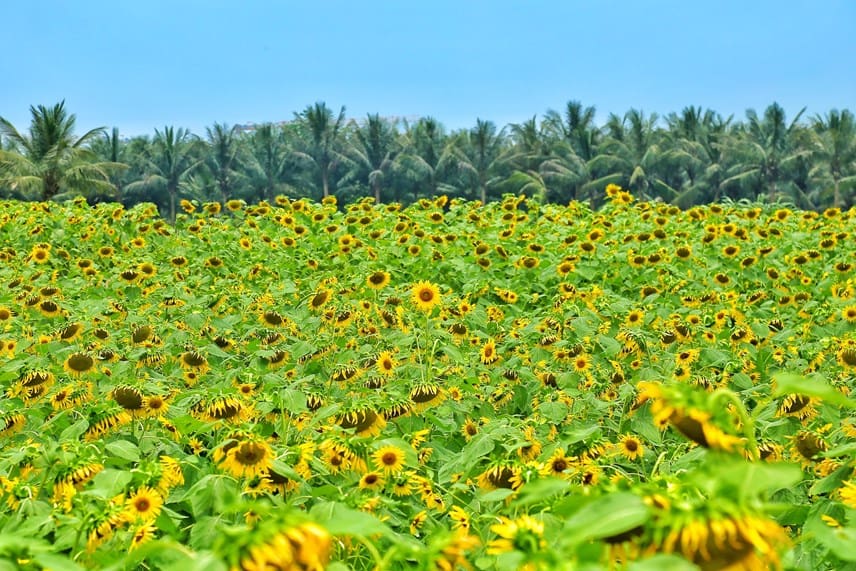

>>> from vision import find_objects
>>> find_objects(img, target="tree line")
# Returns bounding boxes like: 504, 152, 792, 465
1, 100, 854, 217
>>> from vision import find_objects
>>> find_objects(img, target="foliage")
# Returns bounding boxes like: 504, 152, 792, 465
0, 187, 855, 569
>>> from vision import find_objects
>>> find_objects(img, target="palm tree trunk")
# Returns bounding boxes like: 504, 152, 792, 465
169, 186, 176, 221
834, 179, 841, 208
373, 180, 382, 203
322, 170, 330, 199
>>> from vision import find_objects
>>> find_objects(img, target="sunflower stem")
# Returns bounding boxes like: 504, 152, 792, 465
709, 389, 759, 460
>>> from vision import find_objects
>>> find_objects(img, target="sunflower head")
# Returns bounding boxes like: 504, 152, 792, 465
411, 281, 442, 312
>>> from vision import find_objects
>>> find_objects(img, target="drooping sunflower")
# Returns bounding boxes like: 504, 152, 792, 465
658, 512, 788, 571
366, 270, 391, 290
410, 383, 445, 413
308, 288, 332, 311
216, 436, 274, 478
411, 280, 442, 312
178, 350, 210, 373
776, 393, 817, 420
63, 352, 97, 377
477, 463, 523, 492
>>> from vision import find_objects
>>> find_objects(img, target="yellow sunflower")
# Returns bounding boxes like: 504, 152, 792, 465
411, 280, 442, 312
367, 271, 391, 290
124, 486, 164, 523
217, 437, 274, 478
372, 445, 407, 475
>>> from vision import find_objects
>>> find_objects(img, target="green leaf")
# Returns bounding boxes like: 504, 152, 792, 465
310, 502, 391, 537
478, 488, 516, 502
105, 439, 141, 462
512, 477, 569, 507
538, 401, 569, 423
627, 555, 698, 571
32, 552, 86, 571
772, 372, 856, 409
59, 418, 89, 441
89, 469, 133, 499
822, 442, 856, 458
561, 493, 650, 544
279, 388, 307, 414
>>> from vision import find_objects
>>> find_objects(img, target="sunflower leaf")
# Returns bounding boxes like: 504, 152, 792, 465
105, 439, 141, 462
560, 493, 650, 545
310, 501, 392, 537
772, 372, 856, 409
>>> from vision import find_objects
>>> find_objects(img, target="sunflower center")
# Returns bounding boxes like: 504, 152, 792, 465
419, 290, 433, 302
135, 498, 150, 511
235, 442, 266, 465
382, 452, 398, 465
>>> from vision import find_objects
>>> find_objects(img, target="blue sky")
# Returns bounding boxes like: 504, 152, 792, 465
2, 0, 854, 136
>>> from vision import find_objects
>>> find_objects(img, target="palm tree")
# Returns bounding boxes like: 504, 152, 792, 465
544, 100, 599, 162
345, 114, 400, 203
451, 119, 507, 204
722, 103, 808, 202
0, 101, 122, 201
205, 123, 241, 203
292, 102, 348, 199
665, 107, 734, 206
87, 127, 130, 203
811, 109, 856, 208
243, 123, 292, 202
397, 117, 455, 201
124, 126, 203, 220
594, 109, 678, 202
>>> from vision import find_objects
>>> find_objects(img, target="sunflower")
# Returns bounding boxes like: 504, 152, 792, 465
372, 445, 407, 475
376, 350, 397, 376
217, 437, 274, 478
179, 350, 209, 373
56, 322, 83, 342
124, 486, 163, 522
129, 523, 157, 551
359, 471, 385, 490
618, 435, 644, 460
842, 305, 856, 324
111, 385, 147, 417
38, 299, 61, 317
659, 513, 788, 571
840, 480, 856, 509
480, 338, 500, 365
412, 280, 442, 312
626, 309, 645, 327
776, 394, 817, 420
29, 245, 50, 264
308, 288, 332, 311
837, 344, 856, 369
410, 384, 445, 413
461, 418, 479, 441
366, 270, 391, 290
338, 408, 386, 437
541, 449, 574, 479
477, 464, 523, 491
486, 515, 546, 555
63, 352, 96, 377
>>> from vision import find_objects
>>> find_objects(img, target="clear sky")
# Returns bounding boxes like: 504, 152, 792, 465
2, 0, 854, 137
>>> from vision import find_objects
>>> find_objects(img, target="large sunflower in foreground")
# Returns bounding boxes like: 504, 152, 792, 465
656, 512, 788, 571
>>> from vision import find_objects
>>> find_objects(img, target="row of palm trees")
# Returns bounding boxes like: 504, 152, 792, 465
1, 100, 854, 217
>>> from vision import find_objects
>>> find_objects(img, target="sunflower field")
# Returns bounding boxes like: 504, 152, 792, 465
1, 186, 855, 571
